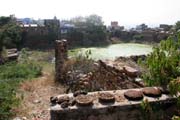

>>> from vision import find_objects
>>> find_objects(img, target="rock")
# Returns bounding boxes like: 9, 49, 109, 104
57, 96, 70, 104
61, 101, 69, 108
13, 117, 22, 120
98, 92, 115, 103
158, 86, 170, 94
22, 117, 27, 120
50, 96, 58, 104
73, 90, 88, 97
124, 90, 143, 101
69, 99, 76, 106
33, 99, 41, 104
83, 81, 90, 87
123, 66, 139, 77
75, 95, 93, 106
142, 87, 161, 97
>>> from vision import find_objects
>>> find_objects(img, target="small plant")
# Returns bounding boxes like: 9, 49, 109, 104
140, 33, 180, 86
140, 99, 152, 120
0, 54, 42, 119
62, 49, 95, 92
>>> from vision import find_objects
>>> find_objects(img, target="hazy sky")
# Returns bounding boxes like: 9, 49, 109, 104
0, 0, 180, 27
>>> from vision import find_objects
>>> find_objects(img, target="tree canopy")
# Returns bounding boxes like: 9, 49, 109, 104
175, 21, 180, 32
0, 16, 21, 51
70, 14, 104, 27
66, 14, 107, 46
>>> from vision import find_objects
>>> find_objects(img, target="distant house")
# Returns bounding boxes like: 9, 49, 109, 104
111, 21, 118, 28
136, 24, 148, 32
16, 18, 35, 25
159, 24, 172, 31
60, 23, 75, 34
44, 18, 60, 29
110, 21, 124, 31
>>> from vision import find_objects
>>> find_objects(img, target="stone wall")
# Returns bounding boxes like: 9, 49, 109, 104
50, 88, 178, 120
55, 40, 68, 82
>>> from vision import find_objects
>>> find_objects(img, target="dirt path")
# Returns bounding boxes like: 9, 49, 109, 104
15, 72, 66, 120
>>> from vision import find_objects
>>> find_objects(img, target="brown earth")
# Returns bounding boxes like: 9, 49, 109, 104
14, 72, 66, 120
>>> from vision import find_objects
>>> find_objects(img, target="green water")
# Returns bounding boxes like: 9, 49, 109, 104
69, 43, 153, 60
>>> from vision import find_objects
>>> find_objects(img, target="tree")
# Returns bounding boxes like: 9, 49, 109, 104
0, 16, 11, 26
69, 14, 107, 46
175, 21, 180, 32
85, 14, 104, 26
0, 23, 21, 48
0, 16, 21, 64
70, 16, 86, 27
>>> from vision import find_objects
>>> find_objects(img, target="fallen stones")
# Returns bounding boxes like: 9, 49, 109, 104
123, 66, 139, 77
73, 90, 88, 97
142, 87, 161, 97
50, 96, 58, 104
57, 95, 70, 104
61, 101, 69, 108
69, 99, 76, 106
158, 86, 170, 94
98, 92, 115, 103
75, 95, 93, 106
124, 90, 143, 101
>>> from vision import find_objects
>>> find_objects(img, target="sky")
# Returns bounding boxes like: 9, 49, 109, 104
0, 0, 180, 28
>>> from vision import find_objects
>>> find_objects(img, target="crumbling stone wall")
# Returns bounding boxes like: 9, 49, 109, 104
50, 88, 178, 120
55, 39, 68, 82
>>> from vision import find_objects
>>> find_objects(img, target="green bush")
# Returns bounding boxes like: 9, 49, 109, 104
0, 61, 42, 119
133, 34, 144, 40
140, 33, 180, 86
139, 32, 180, 120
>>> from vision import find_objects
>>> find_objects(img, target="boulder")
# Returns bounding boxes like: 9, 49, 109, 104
142, 87, 161, 97
75, 95, 93, 106
73, 90, 88, 97
158, 86, 170, 94
124, 90, 143, 101
123, 66, 139, 77
57, 95, 70, 104
98, 92, 115, 103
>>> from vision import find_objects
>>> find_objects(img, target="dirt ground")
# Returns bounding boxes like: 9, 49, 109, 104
14, 71, 66, 120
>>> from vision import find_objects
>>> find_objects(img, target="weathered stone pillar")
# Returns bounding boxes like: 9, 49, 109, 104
55, 39, 68, 82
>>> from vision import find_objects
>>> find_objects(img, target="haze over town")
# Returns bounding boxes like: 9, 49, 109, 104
0, 0, 180, 28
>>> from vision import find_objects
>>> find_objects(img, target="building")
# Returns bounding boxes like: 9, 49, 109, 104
110, 21, 124, 31
111, 21, 119, 28
159, 24, 172, 31
136, 24, 148, 32
60, 21, 75, 34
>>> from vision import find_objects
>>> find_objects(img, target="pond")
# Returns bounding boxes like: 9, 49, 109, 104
69, 43, 153, 60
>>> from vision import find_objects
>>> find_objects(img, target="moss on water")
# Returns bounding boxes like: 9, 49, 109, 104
68, 43, 152, 60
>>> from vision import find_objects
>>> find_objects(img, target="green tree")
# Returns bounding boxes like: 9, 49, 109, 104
175, 21, 180, 32
0, 16, 21, 64
69, 14, 107, 46
0, 16, 11, 26
85, 14, 104, 26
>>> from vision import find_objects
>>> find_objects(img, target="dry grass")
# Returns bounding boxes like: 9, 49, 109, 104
15, 71, 66, 119
14, 50, 66, 120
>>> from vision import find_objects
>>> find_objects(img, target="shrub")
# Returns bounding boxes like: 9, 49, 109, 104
62, 50, 95, 92
133, 34, 144, 40
0, 61, 42, 119
140, 33, 180, 86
